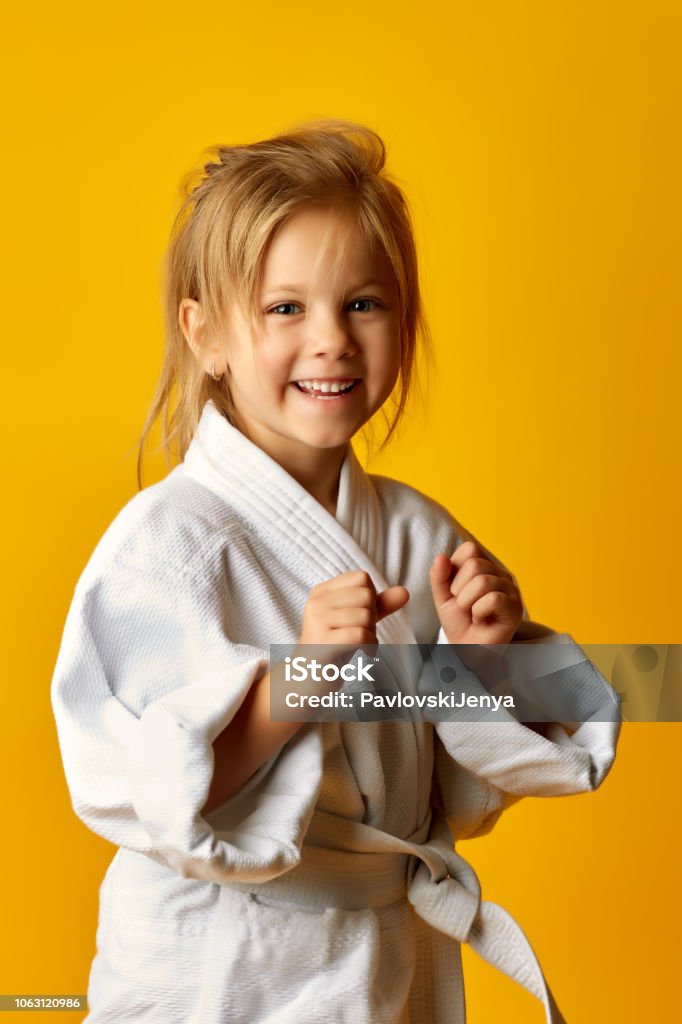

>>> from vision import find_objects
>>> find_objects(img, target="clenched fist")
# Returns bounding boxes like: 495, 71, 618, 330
429, 540, 523, 646
297, 570, 410, 662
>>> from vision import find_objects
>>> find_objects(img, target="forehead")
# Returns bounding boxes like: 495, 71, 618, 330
261, 205, 393, 290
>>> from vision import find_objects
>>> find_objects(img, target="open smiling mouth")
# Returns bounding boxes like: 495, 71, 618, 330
291, 379, 361, 399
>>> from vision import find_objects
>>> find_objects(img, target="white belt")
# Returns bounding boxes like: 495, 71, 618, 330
228, 806, 566, 1023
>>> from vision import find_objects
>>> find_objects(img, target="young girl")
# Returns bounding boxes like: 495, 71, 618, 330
51, 119, 619, 1024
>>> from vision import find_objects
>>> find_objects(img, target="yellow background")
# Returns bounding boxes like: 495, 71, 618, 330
2, 1, 680, 1020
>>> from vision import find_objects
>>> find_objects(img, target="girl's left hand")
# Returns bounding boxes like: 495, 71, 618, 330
429, 540, 524, 646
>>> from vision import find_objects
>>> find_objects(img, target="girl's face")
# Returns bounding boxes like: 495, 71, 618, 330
217, 205, 402, 469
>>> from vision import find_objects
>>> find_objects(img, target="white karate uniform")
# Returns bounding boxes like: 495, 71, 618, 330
51, 399, 619, 1023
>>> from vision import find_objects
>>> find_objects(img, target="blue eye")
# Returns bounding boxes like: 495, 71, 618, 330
267, 302, 302, 316
349, 298, 380, 312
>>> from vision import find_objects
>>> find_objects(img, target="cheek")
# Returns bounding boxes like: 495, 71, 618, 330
233, 352, 289, 393
256, 343, 292, 377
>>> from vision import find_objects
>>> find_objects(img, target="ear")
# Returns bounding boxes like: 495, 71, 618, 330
178, 299, 227, 376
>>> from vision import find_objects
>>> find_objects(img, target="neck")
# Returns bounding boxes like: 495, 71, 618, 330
279, 444, 348, 516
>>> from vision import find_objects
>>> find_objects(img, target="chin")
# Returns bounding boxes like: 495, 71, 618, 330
303, 433, 353, 450
292, 423, 354, 446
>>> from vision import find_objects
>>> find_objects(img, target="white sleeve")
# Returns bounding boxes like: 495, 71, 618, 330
50, 562, 324, 885
430, 633, 620, 801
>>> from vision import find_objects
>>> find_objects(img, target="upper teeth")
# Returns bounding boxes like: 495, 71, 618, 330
296, 379, 355, 393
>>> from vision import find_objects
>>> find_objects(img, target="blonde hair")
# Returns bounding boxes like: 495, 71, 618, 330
137, 117, 434, 488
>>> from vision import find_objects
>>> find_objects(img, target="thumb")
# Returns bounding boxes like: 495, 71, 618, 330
376, 585, 410, 622
429, 553, 455, 608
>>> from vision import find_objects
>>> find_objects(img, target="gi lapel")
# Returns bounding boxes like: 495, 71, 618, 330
181, 400, 417, 649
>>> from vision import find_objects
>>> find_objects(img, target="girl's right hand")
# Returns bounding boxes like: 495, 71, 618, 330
296, 570, 409, 661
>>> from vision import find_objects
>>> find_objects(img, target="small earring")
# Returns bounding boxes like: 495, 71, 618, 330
209, 361, 224, 382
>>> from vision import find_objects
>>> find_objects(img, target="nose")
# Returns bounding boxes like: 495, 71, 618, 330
306, 308, 359, 359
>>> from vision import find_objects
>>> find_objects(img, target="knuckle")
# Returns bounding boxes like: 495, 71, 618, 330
351, 570, 372, 586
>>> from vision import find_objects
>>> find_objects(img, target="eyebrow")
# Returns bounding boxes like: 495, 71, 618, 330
262, 280, 391, 297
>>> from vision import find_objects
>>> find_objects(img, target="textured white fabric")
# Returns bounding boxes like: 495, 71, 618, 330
51, 399, 620, 1023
